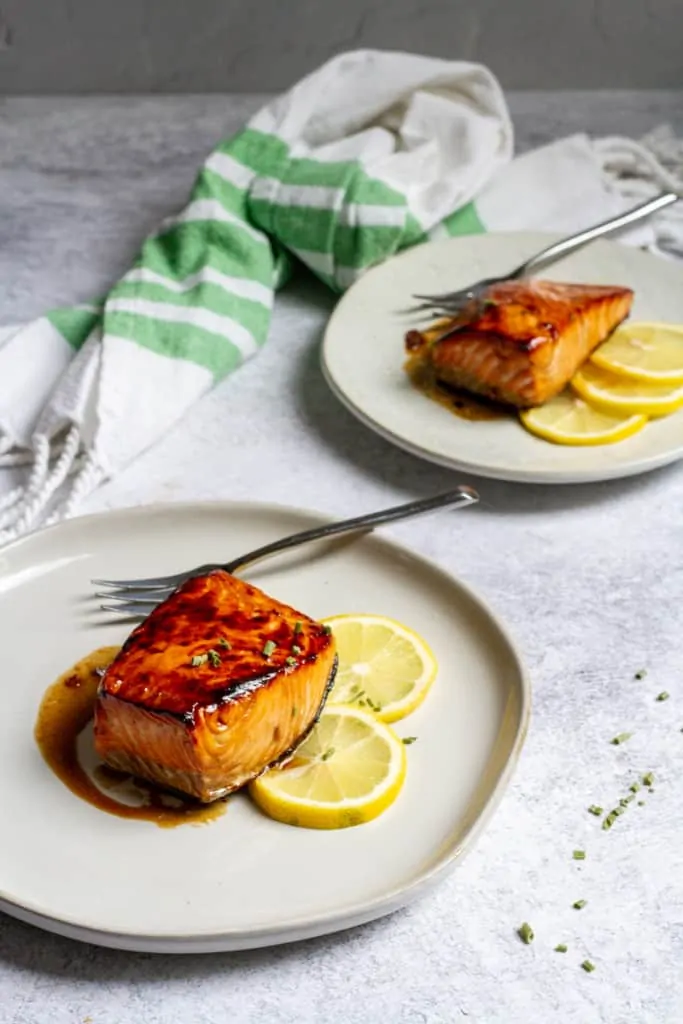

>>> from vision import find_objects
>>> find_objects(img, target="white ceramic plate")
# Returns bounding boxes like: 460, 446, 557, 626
322, 234, 683, 484
0, 502, 528, 953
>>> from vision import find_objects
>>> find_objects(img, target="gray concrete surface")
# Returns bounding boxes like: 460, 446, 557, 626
0, 0, 681, 94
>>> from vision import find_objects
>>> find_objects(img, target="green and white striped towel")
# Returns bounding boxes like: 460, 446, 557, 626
1, 49, 681, 543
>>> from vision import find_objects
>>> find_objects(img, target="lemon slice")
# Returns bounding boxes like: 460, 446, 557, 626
572, 363, 683, 418
591, 322, 683, 383
520, 390, 647, 446
249, 705, 407, 829
323, 613, 437, 724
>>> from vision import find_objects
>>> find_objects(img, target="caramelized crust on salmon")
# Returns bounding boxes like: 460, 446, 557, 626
406, 280, 633, 408
94, 571, 337, 802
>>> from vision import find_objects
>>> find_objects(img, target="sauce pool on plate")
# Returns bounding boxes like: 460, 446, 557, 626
34, 646, 227, 828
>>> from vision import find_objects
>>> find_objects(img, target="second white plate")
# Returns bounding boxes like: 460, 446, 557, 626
322, 234, 683, 484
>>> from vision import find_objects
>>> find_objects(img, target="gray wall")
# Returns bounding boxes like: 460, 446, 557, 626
0, 0, 681, 94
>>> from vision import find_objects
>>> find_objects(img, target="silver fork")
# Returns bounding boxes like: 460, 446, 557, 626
403, 191, 680, 320
94, 487, 479, 616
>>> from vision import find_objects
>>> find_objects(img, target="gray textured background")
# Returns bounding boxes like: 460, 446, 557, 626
0, 0, 681, 94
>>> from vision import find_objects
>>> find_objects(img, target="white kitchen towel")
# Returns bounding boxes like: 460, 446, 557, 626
0, 48, 681, 543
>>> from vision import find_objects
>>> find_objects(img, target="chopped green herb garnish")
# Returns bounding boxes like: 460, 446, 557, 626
602, 808, 623, 830
321, 747, 335, 761
573, 850, 586, 861
262, 640, 276, 657
190, 653, 208, 667
322, 624, 332, 635
656, 691, 670, 702
483, 299, 498, 309
638, 800, 645, 806
207, 648, 221, 668
292, 644, 302, 655
611, 732, 632, 745
629, 782, 640, 794
402, 737, 417, 745
634, 669, 647, 680
642, 772, 654, 787
517, 922, 534, 944
588, 805, 603, 816
293, 622, 303, 634
350, 684, 362, 695
216, 638, 231, 650
581, 960, 596, 973
620, 796, 634, 807
572, 900, 587, 910
554, 944, 568, 953
285, 656, 296, 667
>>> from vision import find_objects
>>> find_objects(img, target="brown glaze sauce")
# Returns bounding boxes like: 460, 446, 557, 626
404, 350, 509, 422
34, 646, 227, 828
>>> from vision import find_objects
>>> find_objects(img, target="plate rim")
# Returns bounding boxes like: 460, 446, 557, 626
0, 499, 531, 953
321, 232, 683, 485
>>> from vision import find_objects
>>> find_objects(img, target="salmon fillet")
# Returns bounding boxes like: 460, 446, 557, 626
405, 280, 634, 408
93, 570, 337, 802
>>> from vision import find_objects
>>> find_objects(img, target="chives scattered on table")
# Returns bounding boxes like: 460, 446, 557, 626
611, 732, 632, 745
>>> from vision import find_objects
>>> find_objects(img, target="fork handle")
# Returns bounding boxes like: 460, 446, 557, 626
516, 191, 680, 278
222, 487, 478, 575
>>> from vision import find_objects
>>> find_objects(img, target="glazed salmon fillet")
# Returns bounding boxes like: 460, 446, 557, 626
94, 570, 337, 802
405, 280, 633, 408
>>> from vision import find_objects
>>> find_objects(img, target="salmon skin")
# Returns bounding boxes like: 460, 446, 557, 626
405, 280, 634, 408
94, 570, 337, 803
